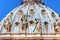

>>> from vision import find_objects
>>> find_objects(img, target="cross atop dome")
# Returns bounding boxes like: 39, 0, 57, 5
23, 0, 42, 4
23, 0, 41, 2
23, 0, 28, 2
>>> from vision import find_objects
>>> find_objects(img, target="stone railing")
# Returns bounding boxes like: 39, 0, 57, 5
0, 33, 60, 40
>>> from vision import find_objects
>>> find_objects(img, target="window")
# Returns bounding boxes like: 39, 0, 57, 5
22, 24, 26, 30
21, 16, 26, 22
54, 26, 59, 32
36, 20, 41, 33
51, 12, 56, 17
5, 18, 11, 25
29, 21, 34, 24
24, 0, 28, 5
54, 20, 59, 33
29, 9, 34, 16
18, 10, 23, 16
15, 22, 20, 26
8, 12, 13, 18
30, 9, 33, 11
21, 20, 27, 33
4, 24, 11, 33
44, 22, 48, 32
35, 0, 40, 4
6, 27, 9, 32
44, 22, 48, 25
19, 10, 23, 14
41, 9, 46, 16
4, 24, 7, 29
30, 2, 34, 5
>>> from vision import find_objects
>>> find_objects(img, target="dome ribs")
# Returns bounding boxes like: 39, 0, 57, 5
0, 0, 60, 36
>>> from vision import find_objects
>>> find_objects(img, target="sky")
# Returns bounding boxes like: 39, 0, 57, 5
0, 0, 60, 21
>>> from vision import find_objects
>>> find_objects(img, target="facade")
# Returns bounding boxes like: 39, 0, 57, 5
0, 0, 60, 40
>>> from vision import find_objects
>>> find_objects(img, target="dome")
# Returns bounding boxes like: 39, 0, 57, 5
0, 0, 60, 38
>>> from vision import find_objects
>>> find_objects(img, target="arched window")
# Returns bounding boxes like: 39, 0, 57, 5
6, 27, 10, 32
4, 24, 11, 32
36, 19, 41, 33
21, 20, 27, 32
22, 24, 26, 30
44, 22, 48, 32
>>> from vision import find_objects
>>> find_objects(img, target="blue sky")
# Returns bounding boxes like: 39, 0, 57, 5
0, 0, 60, 21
